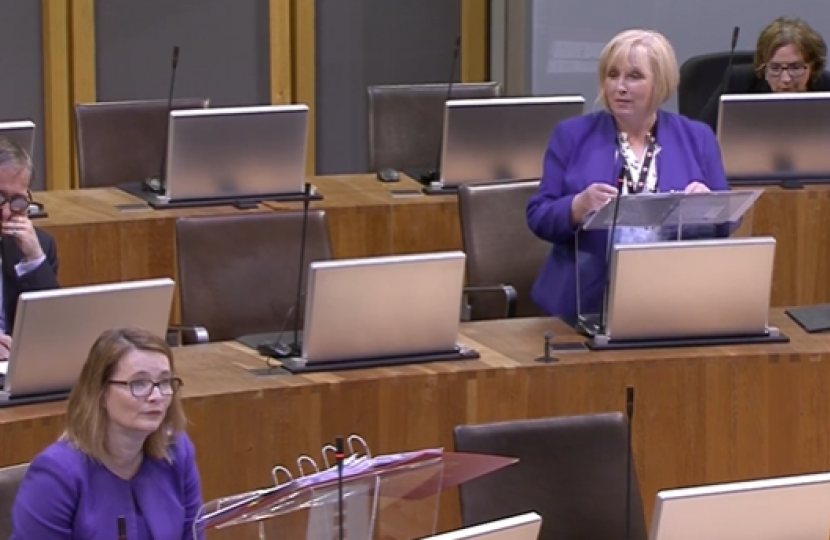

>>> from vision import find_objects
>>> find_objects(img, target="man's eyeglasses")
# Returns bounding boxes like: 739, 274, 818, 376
765, 63, 808, 78
0, 191, 32, 214
109, 377, 184, 398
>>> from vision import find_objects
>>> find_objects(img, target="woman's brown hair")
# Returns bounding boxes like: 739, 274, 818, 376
755, 17, 827, 82
62, 327, 187, 462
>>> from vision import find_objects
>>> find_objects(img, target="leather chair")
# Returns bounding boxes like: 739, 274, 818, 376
458, 181, 548, 320
0, 462, 28, 538
175, 211, 333, 343
367, 82, 502, 173
74, 98, 210, 188
678, 51, 754, 119
454, 413, 647, 540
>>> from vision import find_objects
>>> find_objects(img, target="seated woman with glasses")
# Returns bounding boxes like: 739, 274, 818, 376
699, 16, 830, 133
11, 327, 203, 540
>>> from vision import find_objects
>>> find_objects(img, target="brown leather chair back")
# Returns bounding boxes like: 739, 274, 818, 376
454, 413, 647, 540
175, 211, 333, 342
0, 462, 28, 538
74, 98, 210, 188
367, 82, 502, 172
458, 181, 549, 319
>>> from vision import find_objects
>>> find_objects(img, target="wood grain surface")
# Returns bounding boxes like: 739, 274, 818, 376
2, 310, 827, 537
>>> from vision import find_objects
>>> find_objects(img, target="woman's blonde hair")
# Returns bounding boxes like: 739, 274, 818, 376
62, 327, 187, 462
597, 29, 680, 112
755, 17, 827, 83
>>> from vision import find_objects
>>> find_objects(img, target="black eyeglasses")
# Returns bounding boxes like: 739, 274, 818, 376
0, 191, 31, 214
765, 62, 808, 78
109, 377, 183, 398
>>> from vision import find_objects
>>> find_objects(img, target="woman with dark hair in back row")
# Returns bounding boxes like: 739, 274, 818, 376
699, 16, 830, 132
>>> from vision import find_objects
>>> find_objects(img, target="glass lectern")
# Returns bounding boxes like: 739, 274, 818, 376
193, 436, 516, 540
571, 189, 786, 349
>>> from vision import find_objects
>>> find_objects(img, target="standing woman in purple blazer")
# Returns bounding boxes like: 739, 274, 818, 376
527, 29, 730, 318
11, 328, 204, 540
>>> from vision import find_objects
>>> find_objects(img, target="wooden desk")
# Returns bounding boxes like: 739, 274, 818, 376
3, 310, 829, 536
32, 175, 461, 289
264, 175, 461, 259
736, 184, 830, 306
31, 179, 830, 309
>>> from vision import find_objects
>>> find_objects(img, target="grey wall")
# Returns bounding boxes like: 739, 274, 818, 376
495, 0, 830, 112
316, 0, 462, 174
0, 1, 45, 190
95, 0, 270, 107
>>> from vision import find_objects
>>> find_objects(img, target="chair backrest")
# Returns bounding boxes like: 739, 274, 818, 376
367, 82, 502, 172
175, 211, 333, 342
74, 98, 210, 188
678, 51, 755, 118
458, 181, 549, 319
454, 413, 647, 540
0, 462, 29, 539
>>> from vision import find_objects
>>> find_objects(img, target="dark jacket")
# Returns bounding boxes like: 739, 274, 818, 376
699, 64, 830, 132
2, 227, 60, 332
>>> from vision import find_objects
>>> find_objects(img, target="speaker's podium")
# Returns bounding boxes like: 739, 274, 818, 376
574, 188, 790, 350
192, 440, 516, 539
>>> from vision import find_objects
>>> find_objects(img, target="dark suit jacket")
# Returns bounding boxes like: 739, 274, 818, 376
2, 227, 59, 333
699, 64, 830, 132
526, 109, 730, 317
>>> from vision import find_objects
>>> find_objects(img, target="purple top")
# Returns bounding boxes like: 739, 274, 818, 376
11, 431, 204, 540
526, 109, 730, 317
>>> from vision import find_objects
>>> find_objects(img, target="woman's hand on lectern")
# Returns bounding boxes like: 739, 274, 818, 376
0, 334, 11, 360
571, 183, 619, 224
684, 181, 710, 194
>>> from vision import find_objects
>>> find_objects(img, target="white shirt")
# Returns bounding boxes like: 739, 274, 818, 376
0, 254, 47, 333
615, 132, 661, 245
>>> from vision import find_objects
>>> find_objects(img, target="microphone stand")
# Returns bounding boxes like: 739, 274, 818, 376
625, 386, 635, 540
290, 182, 313, 355
598, 182, 624, 335
144, 45, 179, 195
425, 35, 461, 185
720, 27, 740, 96
117, 515, 127, 540
335, 436, 345, 540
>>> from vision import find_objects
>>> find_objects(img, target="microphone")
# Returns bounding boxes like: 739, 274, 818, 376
289, 182, 313, 354
598, 178, 625, 335
535, 330, 558, 363
144, 45, 180, 195
422, 35, 461, 184
625, 386, 635, 540
117, 515, 127, 540
721, 27, 740, 95
335, 436, 345, 540
255, 182, 313, 359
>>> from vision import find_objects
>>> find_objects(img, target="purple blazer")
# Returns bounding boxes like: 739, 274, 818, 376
526, 109, 730, 318
11, 432, 204, 540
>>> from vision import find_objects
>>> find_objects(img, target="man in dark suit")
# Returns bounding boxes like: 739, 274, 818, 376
0, 137, 59, 358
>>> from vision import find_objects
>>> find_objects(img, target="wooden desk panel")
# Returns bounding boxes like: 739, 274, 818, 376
3, 311, 830, 536
33, 176, 460, 287
34, 188, 272, 288
265, 176, 461, 258
28, 179, 830, 312
737, 184, 830, 306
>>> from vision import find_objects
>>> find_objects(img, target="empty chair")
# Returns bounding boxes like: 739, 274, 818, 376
74, 98, 210, 188
458, 181, 548, 320
367, 82, 501, 173
0, 463, 29, 538
175, 211, 333, 343
454, 413, 647, 540
678, 51, 754, 119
